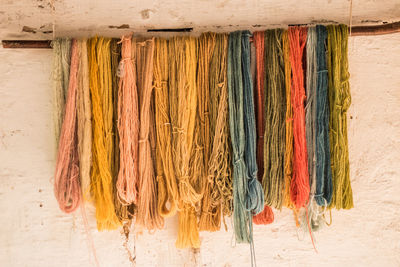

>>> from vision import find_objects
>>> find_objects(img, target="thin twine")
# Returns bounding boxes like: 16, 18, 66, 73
54, 39, 81, 213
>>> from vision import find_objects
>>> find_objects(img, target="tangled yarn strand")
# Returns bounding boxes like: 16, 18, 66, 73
54, 39, 81, 213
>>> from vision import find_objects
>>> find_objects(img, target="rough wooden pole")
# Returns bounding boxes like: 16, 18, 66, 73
2, 21, 400, 48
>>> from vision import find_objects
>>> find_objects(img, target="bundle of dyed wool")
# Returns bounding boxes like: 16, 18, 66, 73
52, 24, 354, 259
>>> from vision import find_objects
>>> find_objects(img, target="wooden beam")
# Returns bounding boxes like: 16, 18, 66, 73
2, 21, 399, 49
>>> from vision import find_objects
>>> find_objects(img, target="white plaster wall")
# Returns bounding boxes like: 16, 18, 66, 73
0, 33, 399, 267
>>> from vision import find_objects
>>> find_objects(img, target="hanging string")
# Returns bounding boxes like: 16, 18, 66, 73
76, 39, 92, 201
252, 31, 274, 225
263, 29, 286, 210
54, 39, 81, 213
282, 30, 295, 209
116, 35, 139, 206
89, 37, 121, 230
315, 25, 333, 206
136, 38, 164, 230
327, 25, 353, 210
153, 38, 180, 218
52, 38, 71, 148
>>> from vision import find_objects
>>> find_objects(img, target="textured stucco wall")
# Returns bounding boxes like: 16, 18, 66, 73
0, 33, 399, 267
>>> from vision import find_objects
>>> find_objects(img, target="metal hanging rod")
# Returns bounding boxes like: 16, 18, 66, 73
2, 21, 399, 49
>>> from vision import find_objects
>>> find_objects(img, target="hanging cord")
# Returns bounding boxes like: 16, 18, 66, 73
89, 37, 121, 230
288, 27, 310, 210
252, 31, 274, 225
54, 39, 81, 213
262, 29, 286, 210
136, 38, 164, 230
326, 25, 353, 210
153, 38, 180, 218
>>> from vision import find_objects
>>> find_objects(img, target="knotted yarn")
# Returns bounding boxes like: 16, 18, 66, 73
315, 25, 333, 206
263, 29, 286, 210
89, 37, 121, 230
326, 25, 353, 210
153, 38, 180, 218
252, 31, 274, 225
136, 38, 164, 230
288, 27, 310, 209
54, 39, 81, 213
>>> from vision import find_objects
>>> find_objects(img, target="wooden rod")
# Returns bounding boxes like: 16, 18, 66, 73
2, 21, 399, 49
351, 21, 400, 36
2, 40, 52, 49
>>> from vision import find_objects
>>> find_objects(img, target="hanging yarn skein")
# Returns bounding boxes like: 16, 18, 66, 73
76, 39, 92, 201
111, 39, 133, 221
289, 27, 310, 209
89, 37, 120, 230
136, 38, 164, 230
252, 31, 274, 225
282, 30, 295, 209
228, 31, 264, 245
199, 33, 233, 231
263, 29, 286, 210
198, 32, 222, 232
315, 25, 333, 206
305, 27, 317, 199
54, 39, 81, 213
116, 35, 139, 206
169, 37, 203, 248
327, 25, 353, 210
153, 38, 179, 218
52, 38, 72, 148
